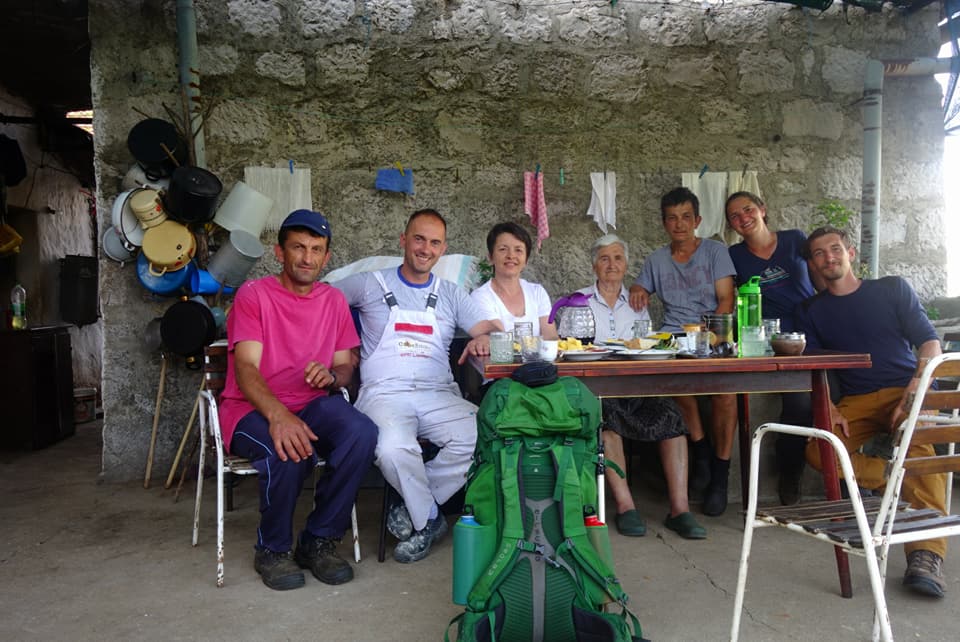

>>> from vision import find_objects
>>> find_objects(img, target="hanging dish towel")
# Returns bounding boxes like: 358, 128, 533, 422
586, 171, 617, 234
524, 171, 549, 250
375, 167, 415, 194
243, 166, 313, 233
681, 171, 727, 239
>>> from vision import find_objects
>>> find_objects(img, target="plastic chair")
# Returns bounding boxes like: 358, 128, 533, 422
731, 353, 960, 642
191, 341, 360, 587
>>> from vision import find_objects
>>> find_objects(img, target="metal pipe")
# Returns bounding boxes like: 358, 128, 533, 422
860, 57, 957, 278
176, 0, 206, 168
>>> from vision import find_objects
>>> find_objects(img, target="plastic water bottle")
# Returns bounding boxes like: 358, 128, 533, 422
736, 276, 762, 357
10, 283, 26, 330
452, 508, 496, 605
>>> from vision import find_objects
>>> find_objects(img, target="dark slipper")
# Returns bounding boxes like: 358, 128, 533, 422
615, 509, 647, 537
664, 512, 707, 539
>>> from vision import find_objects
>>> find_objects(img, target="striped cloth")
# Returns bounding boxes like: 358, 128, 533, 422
523, 171, 550, 250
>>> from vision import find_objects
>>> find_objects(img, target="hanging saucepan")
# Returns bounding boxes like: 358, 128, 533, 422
127, 118, 187, 180
111, 188, 146, 248
141, 220, 196, 276
102, 225, 138, 264
137, 254, 196, 296
207, 229, 264, 288
128, 188, 167, 229
162, 166, 223, 224
121, 163, 170, 192
144, 316, 164, 352
160, 298, 217, 363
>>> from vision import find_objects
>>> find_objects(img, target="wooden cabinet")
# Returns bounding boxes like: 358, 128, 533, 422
0, 326, 75, 449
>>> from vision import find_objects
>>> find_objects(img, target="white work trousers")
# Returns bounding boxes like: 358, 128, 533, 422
356, 383, 478, 531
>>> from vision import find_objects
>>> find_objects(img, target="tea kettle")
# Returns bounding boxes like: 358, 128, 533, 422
549, 293, 597, 343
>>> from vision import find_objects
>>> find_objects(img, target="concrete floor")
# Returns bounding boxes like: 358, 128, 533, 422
1, 422, 957, 641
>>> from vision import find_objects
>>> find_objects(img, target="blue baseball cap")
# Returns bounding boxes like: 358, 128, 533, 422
280, 209, 331, 238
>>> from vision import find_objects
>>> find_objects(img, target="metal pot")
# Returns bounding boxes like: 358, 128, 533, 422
162, 166, 223, 224
160, 298, 217, 359
141, 220, 196, 275
102, 225, 137, 264
127, 118, 187, 180
207, 229, 264, 287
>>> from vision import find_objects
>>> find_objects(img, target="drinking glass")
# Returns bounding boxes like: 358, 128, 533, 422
489, 331, 514, 364
762, 319, 781, 356
521, 335, 543, 363
739, 326, 767, 357
513, 322, 534, 341
631, 319, 652, 340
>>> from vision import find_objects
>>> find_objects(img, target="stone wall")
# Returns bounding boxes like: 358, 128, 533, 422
89, 0, 947, 479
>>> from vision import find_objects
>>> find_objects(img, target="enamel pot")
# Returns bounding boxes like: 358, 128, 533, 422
162, 166, 223, 224
136, 254, 195, 296
102, 225, 138, 264
127, 118, 187, 180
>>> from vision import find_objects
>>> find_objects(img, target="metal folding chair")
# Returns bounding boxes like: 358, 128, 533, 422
191, 341, 360, 587
732, 353, 960, 642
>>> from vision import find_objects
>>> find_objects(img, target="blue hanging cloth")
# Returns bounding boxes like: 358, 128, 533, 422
375, 167, 415, 194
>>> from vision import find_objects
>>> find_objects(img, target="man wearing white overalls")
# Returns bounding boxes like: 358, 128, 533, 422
335, 210, 502, 563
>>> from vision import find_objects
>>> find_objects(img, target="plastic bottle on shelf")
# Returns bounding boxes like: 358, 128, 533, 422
10, 283, 26, 330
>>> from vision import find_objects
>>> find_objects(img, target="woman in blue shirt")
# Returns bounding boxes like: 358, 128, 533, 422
726, 191, 816, 505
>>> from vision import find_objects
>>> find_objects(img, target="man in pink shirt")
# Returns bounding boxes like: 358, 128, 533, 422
218, 209, 377, 591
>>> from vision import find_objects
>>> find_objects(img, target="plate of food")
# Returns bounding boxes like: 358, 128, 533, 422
618, 349, 677, 361
562, 349, 612, 361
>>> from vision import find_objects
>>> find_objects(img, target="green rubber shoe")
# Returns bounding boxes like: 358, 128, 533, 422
615, 509, 647, 537
664, 512, 707, 540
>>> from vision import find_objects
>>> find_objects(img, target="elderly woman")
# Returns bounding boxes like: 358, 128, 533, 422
726, 191, 817, 504
575, 234, 705, 539
470, 222, 557, 339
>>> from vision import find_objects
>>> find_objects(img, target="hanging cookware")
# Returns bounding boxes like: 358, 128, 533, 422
141, 220, 196, 275
207, 229, 264, 287
111, 188, 146, 247
549, 293, 597, 343
162, 166, 223, 224
144, 316, 164, 352
160, 297, 217, 362
121, 163, 170, 192
102, 225, 138, 264
136, 254, 196, 296
128, 188, 167, 229
213, 181, 273, 237
127, 118, 187, 180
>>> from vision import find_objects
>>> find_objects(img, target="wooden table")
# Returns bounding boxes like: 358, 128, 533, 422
484, 349, 872, 597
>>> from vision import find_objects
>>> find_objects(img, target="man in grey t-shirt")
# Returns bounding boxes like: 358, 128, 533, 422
629, 187, 738, 517
334, 209, 501, 563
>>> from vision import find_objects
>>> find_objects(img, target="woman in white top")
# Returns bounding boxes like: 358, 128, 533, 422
470, 222, 557, 339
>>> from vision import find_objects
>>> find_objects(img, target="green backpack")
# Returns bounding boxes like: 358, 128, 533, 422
447, 376, 643, 642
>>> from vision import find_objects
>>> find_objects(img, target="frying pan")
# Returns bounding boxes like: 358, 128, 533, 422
160, 298, 218, 359
127, 118, 187, 179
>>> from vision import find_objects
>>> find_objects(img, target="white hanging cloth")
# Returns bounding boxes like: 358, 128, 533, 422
681, 171, 728, 239
586, 171, 617, 234
243, 166, 313, 233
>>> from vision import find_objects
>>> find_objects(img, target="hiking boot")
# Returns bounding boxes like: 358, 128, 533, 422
387, 500, 414, 541
294, 535, 354, 585
702, 456, 730, 517
615, 509, 647, 537
394, 514, 449, 563
903, 550, 946, 598
689, 438, 712, 494
254, 548, 305, 591
778, 470, 802, 506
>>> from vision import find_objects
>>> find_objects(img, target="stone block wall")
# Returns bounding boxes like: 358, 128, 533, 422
90, 0, 947, 479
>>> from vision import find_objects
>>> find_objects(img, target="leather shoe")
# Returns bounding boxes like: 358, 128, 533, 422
664, 512, 707, 539
615, 509, 646, 537
778, 471, 802, 505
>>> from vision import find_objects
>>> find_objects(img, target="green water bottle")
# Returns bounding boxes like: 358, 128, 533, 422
736, 276, 762, 357
452, 507, 497, 605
